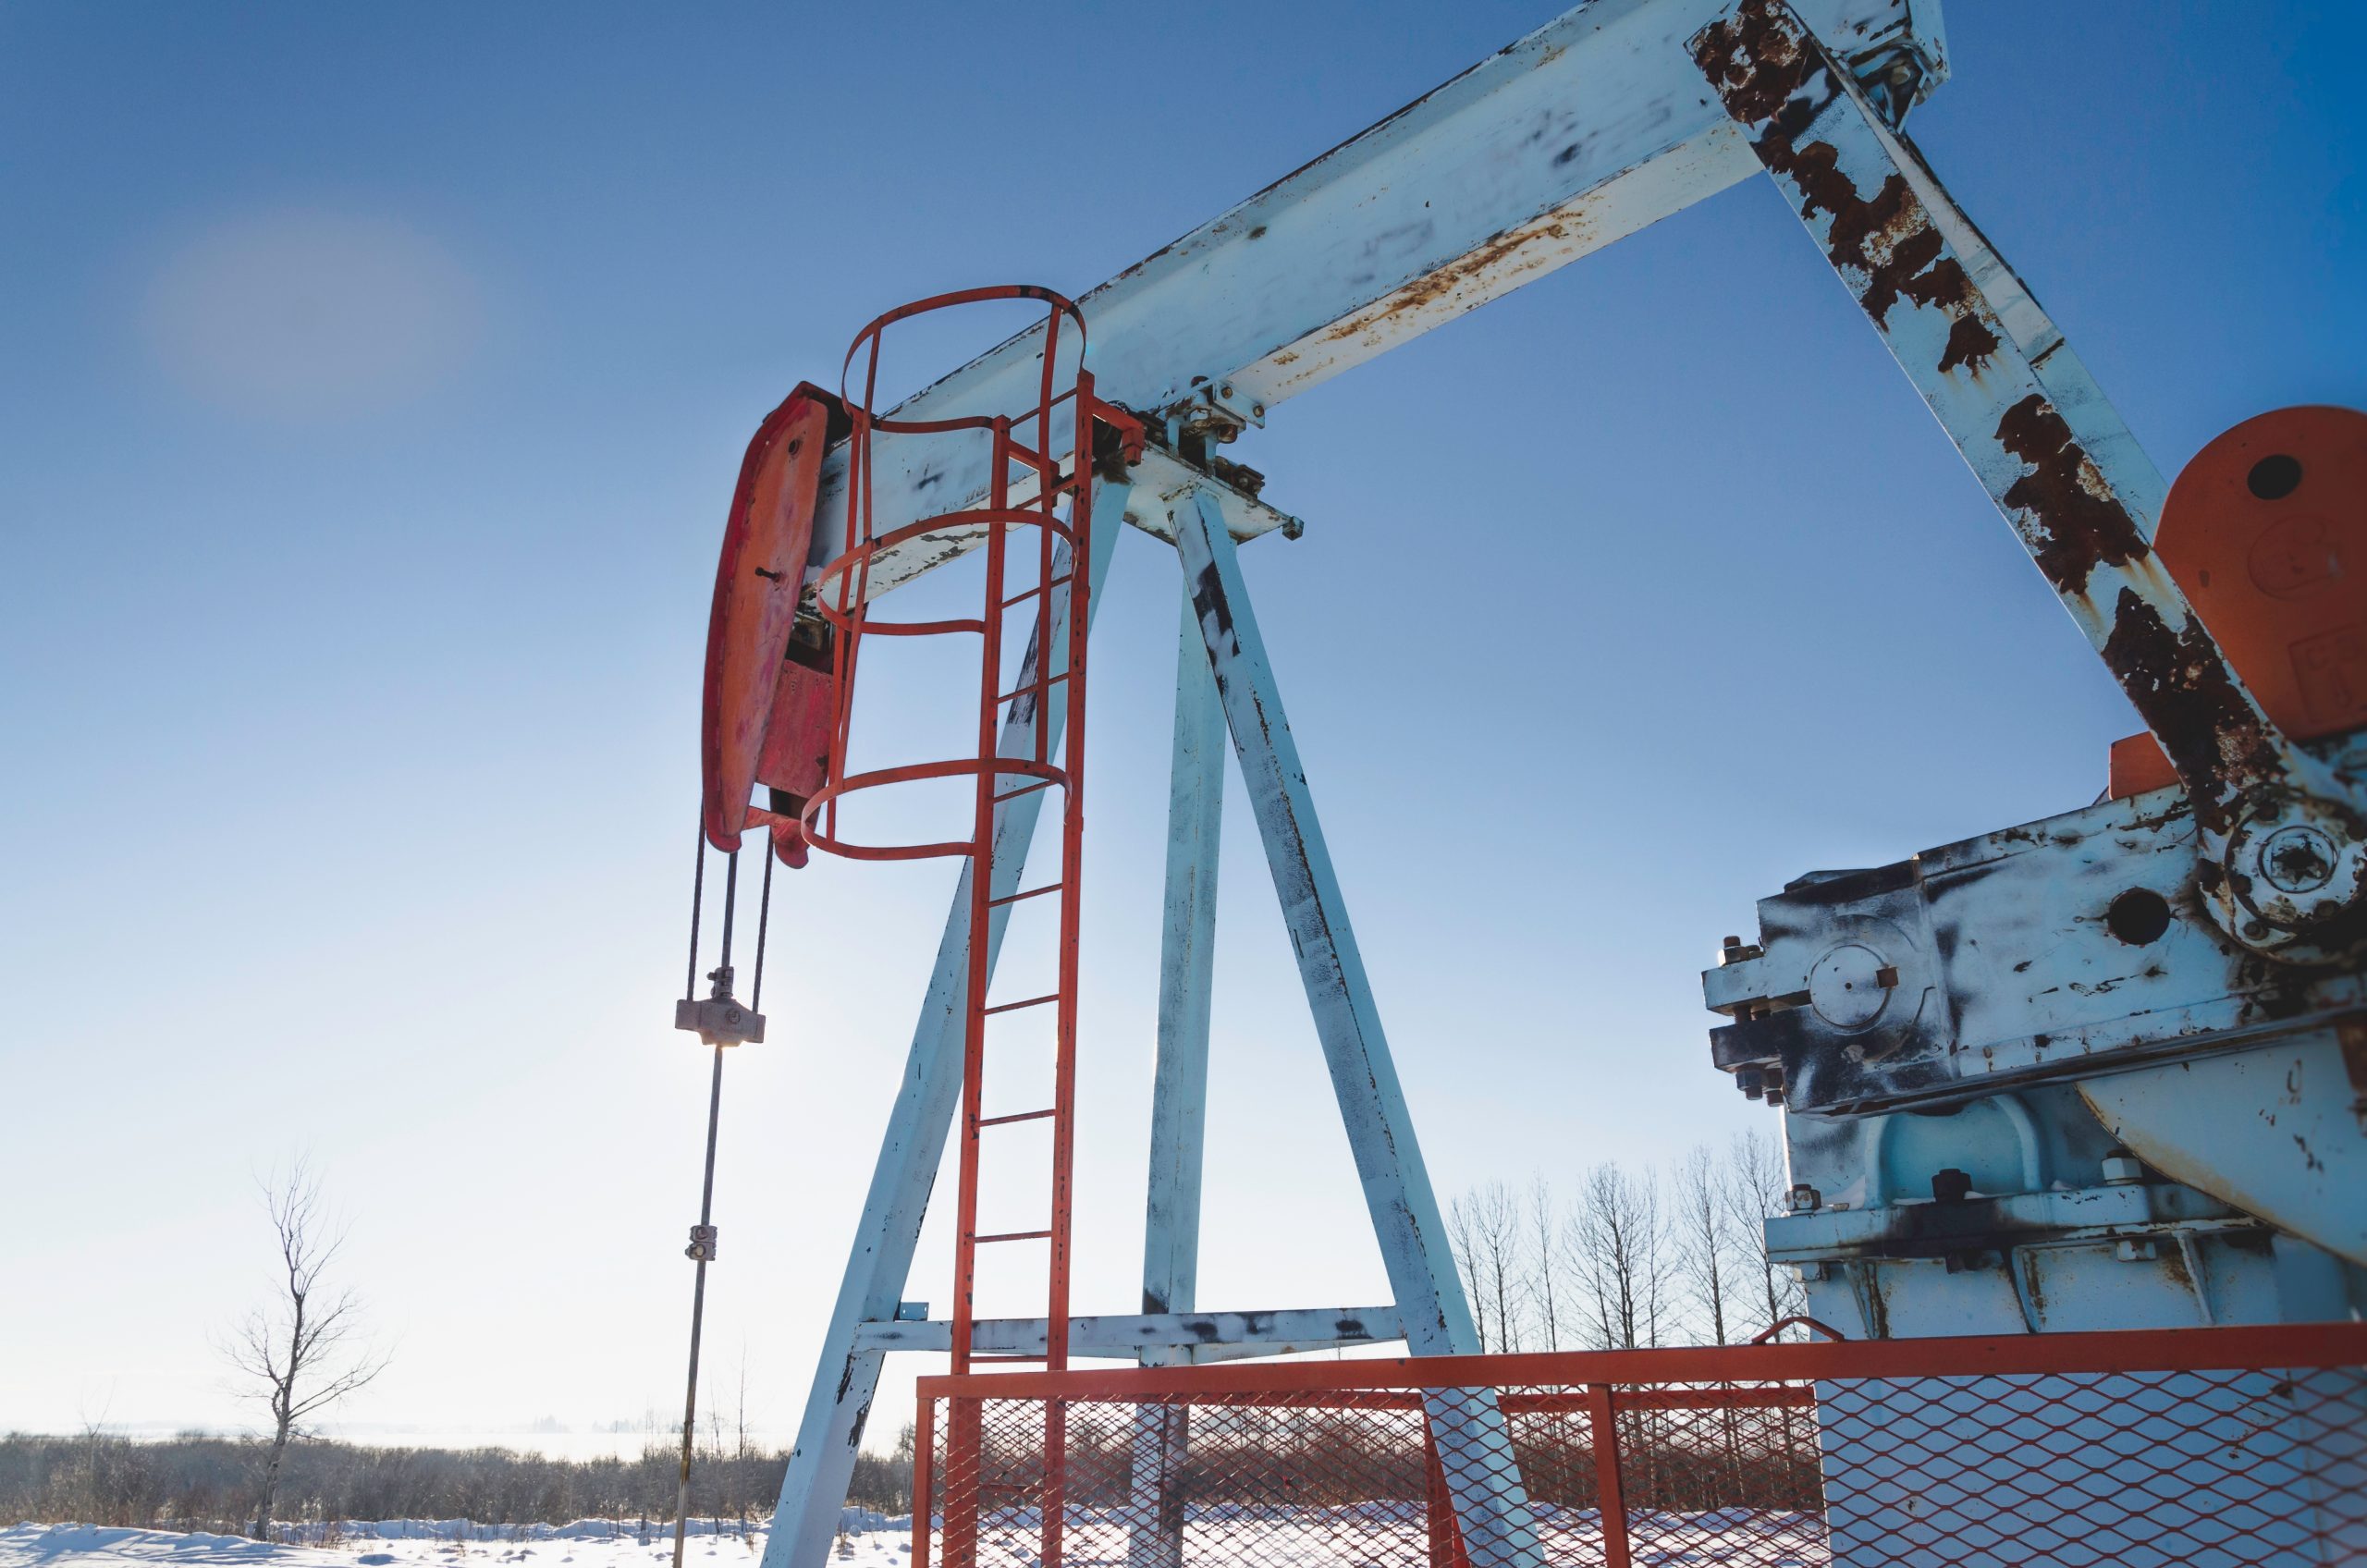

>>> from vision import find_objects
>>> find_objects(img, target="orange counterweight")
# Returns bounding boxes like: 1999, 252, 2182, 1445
2108, 406, 2367, 799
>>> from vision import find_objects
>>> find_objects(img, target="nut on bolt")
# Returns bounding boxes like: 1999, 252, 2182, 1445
2100, 1149, 2145, 1184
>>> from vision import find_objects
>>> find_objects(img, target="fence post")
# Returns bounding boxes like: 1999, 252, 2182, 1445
1043, 1401, 1066, 1568
1423, 1423, 1468, 1568
943, 1397, 978, 1568
1586, 1385, 1630, 1568
913, 1396, 935, 1568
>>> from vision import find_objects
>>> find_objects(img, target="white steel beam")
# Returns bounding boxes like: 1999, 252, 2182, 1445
1693, 0, 2353, 959
1140, 589, 1228, 1331
850, 1305, 1402, 1358
760, 484, 1127, 1568
1173, 489, 1544, 1568
805, 0, 1939, 599
1127, 592, 1230, 1568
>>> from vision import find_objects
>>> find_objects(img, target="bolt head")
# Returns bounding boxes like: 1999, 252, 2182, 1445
2101, 1154, 2144, 1184
2262, 824, 2338, 894
2215, 794, 2367, 954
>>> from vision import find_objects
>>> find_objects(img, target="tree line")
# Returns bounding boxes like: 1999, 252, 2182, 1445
0, 1423, 914, 1537
1445, 1130, 1806, 1353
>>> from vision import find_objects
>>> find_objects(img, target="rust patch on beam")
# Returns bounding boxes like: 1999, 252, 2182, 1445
1995, 394, 2148, 598
2100, 589, 2281, 837
1691, 3, 1817, 129
1694, 3, 2000, 381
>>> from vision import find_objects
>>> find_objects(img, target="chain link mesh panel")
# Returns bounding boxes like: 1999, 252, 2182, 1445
914, 1340, 2366, 1568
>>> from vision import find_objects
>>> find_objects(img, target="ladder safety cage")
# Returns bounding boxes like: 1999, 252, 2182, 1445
799, 285, 1144, 1568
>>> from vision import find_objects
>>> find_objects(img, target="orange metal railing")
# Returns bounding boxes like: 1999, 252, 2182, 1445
912, 1323, 2367, 1568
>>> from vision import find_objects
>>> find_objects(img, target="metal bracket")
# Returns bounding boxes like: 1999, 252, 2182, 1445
1168, 378, 1265, 446
1845, 0, 1948, 127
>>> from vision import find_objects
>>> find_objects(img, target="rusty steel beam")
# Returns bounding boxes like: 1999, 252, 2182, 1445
1692, 0, 2366, 959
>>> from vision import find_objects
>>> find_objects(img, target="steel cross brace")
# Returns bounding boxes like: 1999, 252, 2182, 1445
1692, 0, 2367, 961
852, 1305, 1401, 1358
1172, 489, 1545, 1568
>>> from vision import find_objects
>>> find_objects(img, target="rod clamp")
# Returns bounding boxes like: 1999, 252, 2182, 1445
685, 1224, 718, 1263
675, 966, 767, 1046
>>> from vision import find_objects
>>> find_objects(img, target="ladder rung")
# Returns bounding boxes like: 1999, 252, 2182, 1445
993, 778, 1057, 803
999, 671, 1069, 703
982, 992, 1060, 1016
976, 1108, 1057, 1128
969, 1354, 1049, 1364
987, 883, 1062, 909
1000, 575, 1073, 610
971, 1229, 1053, 1243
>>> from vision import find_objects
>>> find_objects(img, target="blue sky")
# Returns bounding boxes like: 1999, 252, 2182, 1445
2, 1, 2361, 1444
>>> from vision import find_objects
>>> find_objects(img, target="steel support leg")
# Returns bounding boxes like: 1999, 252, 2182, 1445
1173, 490, 1543, 1568
1127, 587, 1227, 1568
763, 482, 1130, 1568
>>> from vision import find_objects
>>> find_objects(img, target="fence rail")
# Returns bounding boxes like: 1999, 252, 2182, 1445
913, 1323, 2367, 1568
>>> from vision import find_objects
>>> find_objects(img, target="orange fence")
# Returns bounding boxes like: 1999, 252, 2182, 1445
912, 1323, 2367, 1568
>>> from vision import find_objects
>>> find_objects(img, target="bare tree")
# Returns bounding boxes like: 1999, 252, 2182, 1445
1672, 1145, 1735, 1346
1447, 1182, 1526, 1353
1525, 1176, 1563, 1352
1566, 1162, 1666, 1350
1721, 1129, 1807, 1338
1446, 1196, 1488, 1349
222, 1158, 390, 1539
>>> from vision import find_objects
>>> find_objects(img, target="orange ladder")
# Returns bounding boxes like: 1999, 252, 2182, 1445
800, 286, 1139, 1568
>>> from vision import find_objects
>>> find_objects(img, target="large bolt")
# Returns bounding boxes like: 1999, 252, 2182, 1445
2263, 825, 2338, 894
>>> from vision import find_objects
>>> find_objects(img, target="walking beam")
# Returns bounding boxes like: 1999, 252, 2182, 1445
803, 0, 1943, 599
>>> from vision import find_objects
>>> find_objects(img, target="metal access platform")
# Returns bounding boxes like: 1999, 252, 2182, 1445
663, 1, 2367, 1564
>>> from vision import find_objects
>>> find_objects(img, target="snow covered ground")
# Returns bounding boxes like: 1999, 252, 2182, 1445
3, 1508, 1824, 1568
0, 1520, 910, 1568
